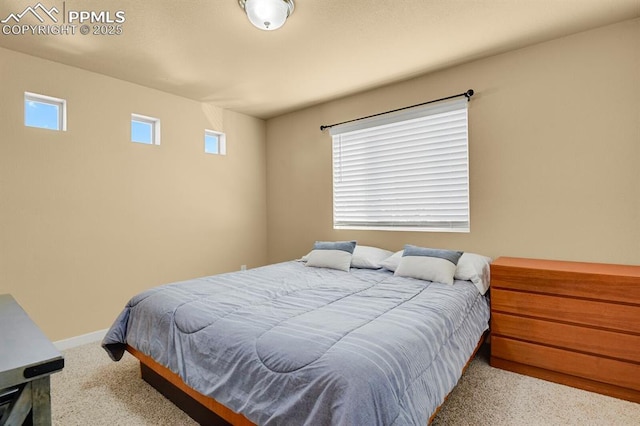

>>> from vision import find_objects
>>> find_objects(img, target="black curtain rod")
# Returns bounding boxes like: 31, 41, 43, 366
320, 89, 474, 131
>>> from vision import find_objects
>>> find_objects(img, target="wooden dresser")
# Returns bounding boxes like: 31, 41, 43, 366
489, 256, 640, 403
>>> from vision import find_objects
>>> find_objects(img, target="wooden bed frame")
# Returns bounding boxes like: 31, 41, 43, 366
126, 331, 488, 425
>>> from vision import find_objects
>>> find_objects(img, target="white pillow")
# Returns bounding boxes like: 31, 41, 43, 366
394, 245, 463, 285
305, 241, 356, 272
383, 249, 492, 293
351, 246, 393, 269
380, 250, 403, 272
455, 252, 492, 295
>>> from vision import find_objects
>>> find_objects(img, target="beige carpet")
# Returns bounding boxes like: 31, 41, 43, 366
51, 342, 640, 425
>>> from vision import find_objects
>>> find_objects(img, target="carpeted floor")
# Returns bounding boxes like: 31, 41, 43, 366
51, 342, 640, 425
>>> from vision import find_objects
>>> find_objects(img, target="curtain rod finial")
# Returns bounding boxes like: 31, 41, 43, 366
465, 89, 474, 99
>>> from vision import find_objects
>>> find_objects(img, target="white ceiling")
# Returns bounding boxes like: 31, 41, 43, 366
1, 0, 639, 119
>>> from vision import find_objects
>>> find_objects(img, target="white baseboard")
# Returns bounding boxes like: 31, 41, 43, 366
54, 329, 108, 351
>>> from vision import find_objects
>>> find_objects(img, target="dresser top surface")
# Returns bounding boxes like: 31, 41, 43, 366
492, 256, 640, 278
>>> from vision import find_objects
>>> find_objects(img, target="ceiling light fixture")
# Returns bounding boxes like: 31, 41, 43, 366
238, 0, 294, 31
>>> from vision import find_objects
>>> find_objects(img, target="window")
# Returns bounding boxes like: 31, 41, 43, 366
131, 114, 160, 145
204, 129, 226, 155
24, 92, 66, 131
331, 97, 470, 232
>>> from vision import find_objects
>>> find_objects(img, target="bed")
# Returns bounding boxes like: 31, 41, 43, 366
102, 245, 491, 425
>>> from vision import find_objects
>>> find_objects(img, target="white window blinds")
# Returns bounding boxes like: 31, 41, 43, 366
331, 97, 469, 232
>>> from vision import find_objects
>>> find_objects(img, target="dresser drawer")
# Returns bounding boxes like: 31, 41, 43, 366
492, 336, 640, 392
491, 312, 640, 363
491, 288, 640, 334
491, 258, 640, 304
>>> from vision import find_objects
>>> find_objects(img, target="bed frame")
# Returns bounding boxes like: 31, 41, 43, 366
126, 331, 487, 425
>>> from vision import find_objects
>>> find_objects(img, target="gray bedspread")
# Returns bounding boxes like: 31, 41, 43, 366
102, 261, 489, 425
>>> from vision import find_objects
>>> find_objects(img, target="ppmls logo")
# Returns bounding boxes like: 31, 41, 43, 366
2, 2, 58, 24
2, 2, 125, 36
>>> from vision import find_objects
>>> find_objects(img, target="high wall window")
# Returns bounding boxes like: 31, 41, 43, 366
24, 92, 67, 131
131, 114, 160, 145
331, 97, 470, 232
204, 129, 226, 155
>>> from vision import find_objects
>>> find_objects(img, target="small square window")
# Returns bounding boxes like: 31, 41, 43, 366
24, 92, 66, 131
131, 114, 160, 145
205, 130, 226, 155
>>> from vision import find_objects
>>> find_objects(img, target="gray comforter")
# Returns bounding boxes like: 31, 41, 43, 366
102, 261, 489, 425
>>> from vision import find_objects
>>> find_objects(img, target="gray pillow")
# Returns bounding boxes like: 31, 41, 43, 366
305, 241, 357, 272
394, 245, 463, 285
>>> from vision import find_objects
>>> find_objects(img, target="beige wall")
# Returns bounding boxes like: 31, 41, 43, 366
1, 18, 639, 341
266, 19, 640, 266
0, 47, 268, 341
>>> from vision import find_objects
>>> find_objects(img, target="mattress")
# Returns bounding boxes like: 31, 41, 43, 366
102, 261, 490, 425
